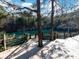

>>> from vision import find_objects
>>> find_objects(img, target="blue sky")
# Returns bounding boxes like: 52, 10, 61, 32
12, 0, 36, 5
0, 0, 78, 9
10, 0, 79, 15
10, 0, 78, 11
11, 0, 77, 7
59, 0, 77, 9
0, 0, 79, 15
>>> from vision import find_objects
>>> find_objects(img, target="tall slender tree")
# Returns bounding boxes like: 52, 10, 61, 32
37, 0, 43, 47
50, 0, 55, 41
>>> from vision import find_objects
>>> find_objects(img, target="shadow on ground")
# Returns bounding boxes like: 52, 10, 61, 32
5, 40, 50, 59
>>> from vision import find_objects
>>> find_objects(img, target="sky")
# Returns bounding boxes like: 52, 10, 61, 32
0, 0, 79, 16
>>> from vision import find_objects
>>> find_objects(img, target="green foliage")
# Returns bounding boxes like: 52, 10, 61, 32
9, 38, 25, 46
0, 34, 3, 39
10, 39, 25, 46
16, 17, 26, 25
0, 5, 7, 19
22, 34, 28, 41
8, 34, 28, 46
0, 32, 4, 39
0, 45, 5, 52
0, 5, 5, 13
0, 32, 5, 52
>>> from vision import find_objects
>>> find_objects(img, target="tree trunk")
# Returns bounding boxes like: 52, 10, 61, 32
70, 32, 72, 37
50, 0, 55, 41
4, 33, 7, 50
37, 0, 43, 47
64, 33, 66, 39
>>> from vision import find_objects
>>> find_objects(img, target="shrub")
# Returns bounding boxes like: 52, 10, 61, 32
9, 34, 28, 46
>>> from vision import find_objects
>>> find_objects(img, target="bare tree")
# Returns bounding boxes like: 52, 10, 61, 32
50, 0, 55, 41
37, 0, 43, 47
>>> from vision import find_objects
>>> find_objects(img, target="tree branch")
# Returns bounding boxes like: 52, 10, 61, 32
2, 0, 37, 13
17, 7, 37, 13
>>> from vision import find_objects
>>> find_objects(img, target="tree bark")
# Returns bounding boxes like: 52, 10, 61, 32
37, 0, 43, 47
64, 33, 66, 39
4, 33, 7, 50
50, 0, 55, 41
